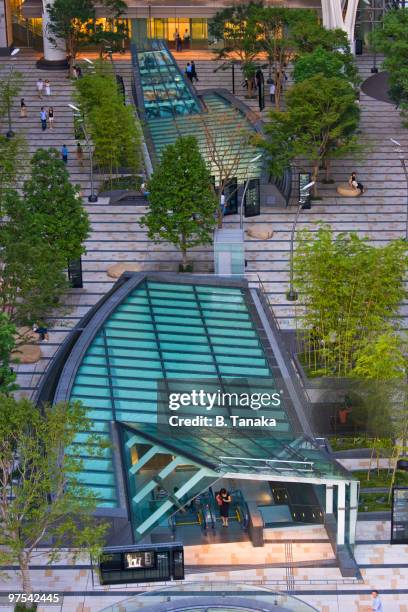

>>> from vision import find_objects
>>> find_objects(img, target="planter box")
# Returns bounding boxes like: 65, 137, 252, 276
292, 352, 352, 404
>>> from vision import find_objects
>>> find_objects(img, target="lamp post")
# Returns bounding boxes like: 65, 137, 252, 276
363, 0, 378, 73
390, 138, 408, 241
286, 180, 315, 302
240, 154, 263, 230
4, 48, 20, 138
68, 103, 98, 203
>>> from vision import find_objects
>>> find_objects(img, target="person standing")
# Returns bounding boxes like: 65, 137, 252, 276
269, 82, 276, 104
191, 61, 199, 83
61, 144, 68, 164
76, 142, 83, 166
40, 107, 47, 131
36, 78, 44, 99
371, 591, 383, 612
44, 79, 51, 97
176, 32, 182, 52
20, 98, 27, 118
185, 62, 193, 81
48, 107, 54, 130
183, 29, 190, 49
216, 488, 231, 527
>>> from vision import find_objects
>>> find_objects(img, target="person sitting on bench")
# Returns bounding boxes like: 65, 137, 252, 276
349, 171, 365, 195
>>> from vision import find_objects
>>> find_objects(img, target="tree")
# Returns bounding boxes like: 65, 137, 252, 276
291, 18, 350, 55
0, 134, 26, 207
259, 75, 360, 194
23, 149, 90, 262
209, 2, 261, 97
293, 226, 408, 377
371, 8, 408, 108
293, 46, 359, 87
251, 7, 309, 109
196, 109, 255, 228
0, 189, 68, 325
75, 64, 142, 186
46, 0, 127, 76
0, 68, 23, 135
0, 395, 108, 596
140, 136, 217, 271
0, 313, 17, 395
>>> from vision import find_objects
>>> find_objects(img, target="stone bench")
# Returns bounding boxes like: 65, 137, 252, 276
336, 183, 361, 197
11, 327, 42, 364
246, 224, 274, 240
107, 262, 144, 279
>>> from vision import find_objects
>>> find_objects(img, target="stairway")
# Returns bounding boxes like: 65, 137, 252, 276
0, 49, 94, 197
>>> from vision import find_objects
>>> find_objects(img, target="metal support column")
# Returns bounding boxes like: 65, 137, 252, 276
349, 481, 359, 545
337, 482, 346, 546
326, 484, 334, 514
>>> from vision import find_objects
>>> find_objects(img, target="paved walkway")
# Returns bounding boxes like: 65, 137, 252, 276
2, 50, 406, 611
0, 521, 406, 611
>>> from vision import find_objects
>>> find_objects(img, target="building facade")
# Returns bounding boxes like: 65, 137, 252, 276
1, 0, 388, 59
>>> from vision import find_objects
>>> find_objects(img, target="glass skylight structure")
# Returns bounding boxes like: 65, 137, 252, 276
60, 277, 354, 542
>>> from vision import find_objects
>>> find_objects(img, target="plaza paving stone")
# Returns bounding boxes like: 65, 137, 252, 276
1, 50, 407, 611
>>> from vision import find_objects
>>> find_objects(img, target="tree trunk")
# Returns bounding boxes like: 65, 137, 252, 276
19, 554, 32, 595
181, 235, 188, 271
325, 158, 331, 182
312, 164, 319, 197
217, 200, 223, 229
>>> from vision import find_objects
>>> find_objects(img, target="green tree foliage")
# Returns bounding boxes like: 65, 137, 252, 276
291, 18, 350, 55
24, 148, 90, 262
0, 68, 23, 129
75, 64, 142, 185
209, 2, 261, 97
47, 0, 127, 75
0, 135, 26, 205
293, 46, 359, 87
140, 136, 217, 270
372, 8, 408, 105
258, 74, 360, 192
0, 190, 67, 325
0, 395, 108, 594
251, 7, 314, 109
293, 226, 407, 377
0, 313, 17, 395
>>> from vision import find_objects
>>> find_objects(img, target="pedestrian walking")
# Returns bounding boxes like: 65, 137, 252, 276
76, 142, 83, 166
216, 488, 231, 527
269, 82, 276, 104
76, 66, 82, 78
185, 62, 193, 81
20, 98, 27, 118
40, 107, 47, 131
191, 60, 199, 82
48, 106, 54, 130
61, 144, 68, 164
36, 78, 44, 99
44, 79, 51, 96
371, 591, 383, 612
72, 66, 78, 79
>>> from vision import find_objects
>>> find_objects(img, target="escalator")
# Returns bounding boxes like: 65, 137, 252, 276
228, 489, 250, 530
169, 488, 250, 534
169, 490, 216, 535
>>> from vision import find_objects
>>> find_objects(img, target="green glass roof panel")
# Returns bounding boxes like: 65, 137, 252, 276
68, 279, 351, 515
